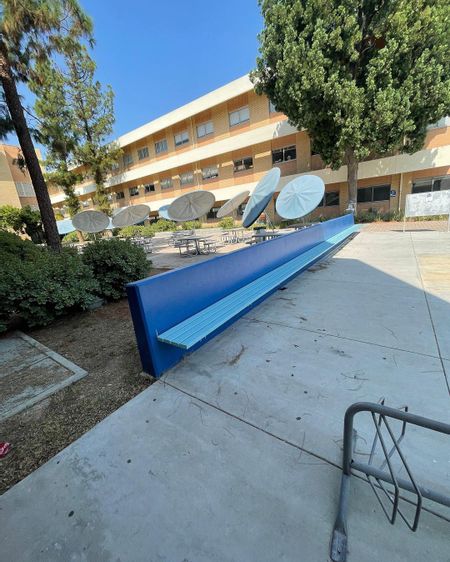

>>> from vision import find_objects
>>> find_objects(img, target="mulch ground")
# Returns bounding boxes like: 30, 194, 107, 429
0, 269, 170, 495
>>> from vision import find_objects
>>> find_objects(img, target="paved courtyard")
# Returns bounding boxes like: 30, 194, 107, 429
0, 229, 449, 561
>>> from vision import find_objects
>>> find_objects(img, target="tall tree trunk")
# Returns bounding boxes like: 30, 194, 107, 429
0, 48, 61, 250
345, 148, 359, 215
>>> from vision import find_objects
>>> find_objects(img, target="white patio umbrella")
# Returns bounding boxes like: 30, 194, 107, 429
111, 204, 150, 228
167, 191, 215, 222
242, 167, 280, 228
56, 218, 75, 235
216, 190, 250, 218
72, 210, 110, 233
276, 175, 325, 219
158, 205, 171, 220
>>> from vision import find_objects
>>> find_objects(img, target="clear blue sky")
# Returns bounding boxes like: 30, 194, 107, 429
11, 0, 263, 145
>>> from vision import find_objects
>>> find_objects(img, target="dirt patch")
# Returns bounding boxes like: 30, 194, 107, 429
0, 294, 154, 495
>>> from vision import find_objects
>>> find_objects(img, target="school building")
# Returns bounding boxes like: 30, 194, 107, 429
48, 75, 450, 221
0, 144, 39, 210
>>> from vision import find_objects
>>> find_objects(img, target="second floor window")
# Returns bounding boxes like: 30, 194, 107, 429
115, 191, 125, 200
180, 171, 194, 185
144, 184, 155, 193
160, 177, 173, 189
138, 147, 149, 160
357, 185, 390, 203
123, 153, 133, 167
174, 130, 189, 147
129, 186, 139, 197
269, 100, 277, 113
272, 145, 296, 164
197, 121, 214, 138
229, 106, 250, 127
155, 139, 168, 154
202, 165, 219, 180
233, 157, 253, 173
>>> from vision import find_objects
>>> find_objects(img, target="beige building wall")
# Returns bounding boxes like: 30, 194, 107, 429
48, 75, 450, 221
0, 144, 40, 210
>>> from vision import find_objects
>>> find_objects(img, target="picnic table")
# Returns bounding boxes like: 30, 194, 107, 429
177, 235, 213, 256
251, 231, 283, 243
222, 227, 246, 244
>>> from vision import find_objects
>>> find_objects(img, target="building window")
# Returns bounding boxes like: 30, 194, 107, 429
272, 145, 296, 164
196, 121, 214, 138
269, 100, 277, 113
129, 186, 139, 197
160, 178, 173, 189
202, 165, 219, 180
144, 183, 155, 193
155, 139, 168, 154
318, 191, 340, 206
180, 171, 194, 186
174, 130, 189, 147
412, 176, 450, 194
229, 106, 250, 127
115, 191, 125, 200
123, 153, 133, 167
111, 161, 120, 171
207, 207, 219, 219
325, 191, 340, 206
138, 147, 149, 160
357, 185, 390, 203
233, 157, 253, 173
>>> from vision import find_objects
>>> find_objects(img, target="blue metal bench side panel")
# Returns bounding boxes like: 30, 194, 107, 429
127, 214, 354, 377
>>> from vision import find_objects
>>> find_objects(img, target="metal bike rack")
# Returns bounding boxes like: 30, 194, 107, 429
330, 401, 450, 562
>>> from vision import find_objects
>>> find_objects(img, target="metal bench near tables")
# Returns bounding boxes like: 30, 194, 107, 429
127, 214, 358, 378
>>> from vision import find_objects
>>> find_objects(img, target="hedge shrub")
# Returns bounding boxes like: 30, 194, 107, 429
219, 216, 235, 229
181, 220, 202, 230
0, 232, 98, 331
82, 238, 149, 300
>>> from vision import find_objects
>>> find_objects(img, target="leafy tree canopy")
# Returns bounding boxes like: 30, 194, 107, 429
252, 0, 450, 207
0, 204, 44, 242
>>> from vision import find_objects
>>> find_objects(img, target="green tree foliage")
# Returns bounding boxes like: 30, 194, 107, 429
0, 0, 92, 249
253, 0, 450, 211
0, 204, 44, 242
64, 46, 121, 214
32, 61, 82, 217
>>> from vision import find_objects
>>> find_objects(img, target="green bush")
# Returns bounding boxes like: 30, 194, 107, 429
0, 233, 98, 332
152, 219, 177, 232
118, 225, 148, 238
62, 231, 79, 244
219, 216, 235, 229
0, 230, 41, 260
117, 220, 176, 238
82, 239, 150, 301
181, 220, 202, 230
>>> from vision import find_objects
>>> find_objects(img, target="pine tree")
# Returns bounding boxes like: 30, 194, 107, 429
32, 61, 82, 218
253, 0, 450, 213
65, 46, 121, 215
0, 0, 92, 249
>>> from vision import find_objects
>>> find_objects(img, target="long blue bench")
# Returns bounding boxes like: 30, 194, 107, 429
127, 214, 357, 378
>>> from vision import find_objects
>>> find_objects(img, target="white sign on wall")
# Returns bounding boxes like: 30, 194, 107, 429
404, 190, 450, 231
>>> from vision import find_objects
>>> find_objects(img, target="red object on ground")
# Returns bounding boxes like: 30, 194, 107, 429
0, 442, 11, 458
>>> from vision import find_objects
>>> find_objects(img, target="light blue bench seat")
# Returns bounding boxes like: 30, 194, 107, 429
157, 225, 357, 350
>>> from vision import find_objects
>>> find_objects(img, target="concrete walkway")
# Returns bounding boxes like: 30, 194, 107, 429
1, 230, 449, 561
